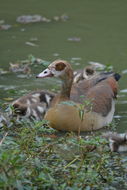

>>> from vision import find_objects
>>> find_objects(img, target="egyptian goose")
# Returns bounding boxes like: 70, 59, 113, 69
73, 65, 96, 83
36, 60, 121, 131
103, 132, 127, 152
11, 65, 97, 120
11, 90, 55, 120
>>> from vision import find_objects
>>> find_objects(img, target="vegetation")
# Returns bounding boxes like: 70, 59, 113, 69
0, 115, 127, 190
0, 56, 127, 189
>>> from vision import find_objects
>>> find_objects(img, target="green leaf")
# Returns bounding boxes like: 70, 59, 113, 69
16, 180, 24, 190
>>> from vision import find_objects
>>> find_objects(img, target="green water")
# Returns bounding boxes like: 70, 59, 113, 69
0, 0, 127, 132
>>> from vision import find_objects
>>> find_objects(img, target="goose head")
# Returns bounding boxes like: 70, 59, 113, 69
36, 60, 74, 99
36, 60, 73, 81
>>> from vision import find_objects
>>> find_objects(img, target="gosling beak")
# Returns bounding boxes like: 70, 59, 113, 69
36, 68, 53, 78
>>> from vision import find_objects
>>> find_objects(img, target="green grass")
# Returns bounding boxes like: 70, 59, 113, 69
0, 117, 127, 190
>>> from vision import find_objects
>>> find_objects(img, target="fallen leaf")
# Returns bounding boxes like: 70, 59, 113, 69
25, 42, 38, 47
3, 97, 14, 101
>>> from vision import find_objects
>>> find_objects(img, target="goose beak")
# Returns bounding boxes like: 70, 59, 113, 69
36, 68, 53, 78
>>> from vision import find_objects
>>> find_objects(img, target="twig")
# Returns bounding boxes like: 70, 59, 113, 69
0, 132, 8, 146
64, 157, 79, 169
38, 144, 52, 155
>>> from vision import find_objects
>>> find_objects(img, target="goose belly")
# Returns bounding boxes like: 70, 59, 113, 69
44, 100, 115, 132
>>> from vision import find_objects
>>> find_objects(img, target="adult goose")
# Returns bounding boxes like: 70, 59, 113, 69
36, 60, 121, 131
11, 65, 97, 120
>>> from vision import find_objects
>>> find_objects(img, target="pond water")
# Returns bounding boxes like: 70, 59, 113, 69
0, 0, 127, 132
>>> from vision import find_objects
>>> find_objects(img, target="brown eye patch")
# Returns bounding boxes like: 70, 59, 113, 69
55, 62, 66, 71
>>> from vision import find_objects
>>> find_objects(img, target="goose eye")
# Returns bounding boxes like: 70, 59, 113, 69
55, 62, 66, 71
